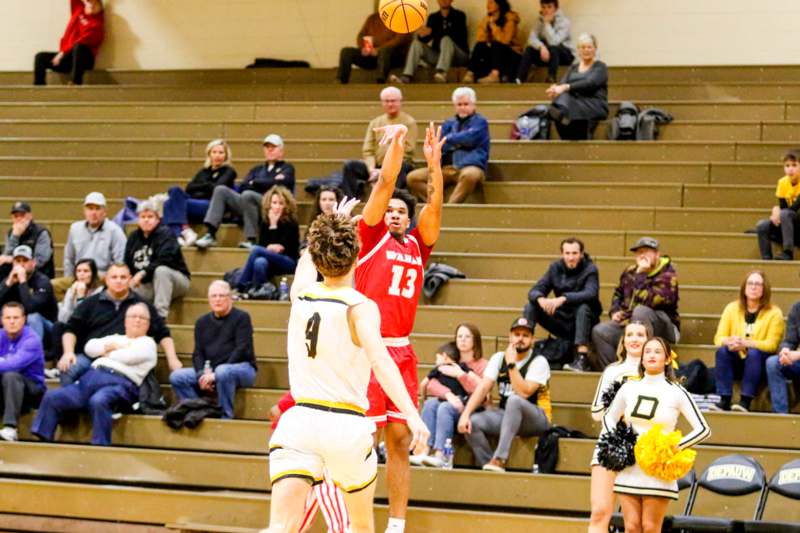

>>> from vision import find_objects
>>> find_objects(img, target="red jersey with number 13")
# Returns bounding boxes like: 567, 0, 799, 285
355, 219, 433, 338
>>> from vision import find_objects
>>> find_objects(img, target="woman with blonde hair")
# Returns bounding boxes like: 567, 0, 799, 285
162, 139, 237, 246
711, 269, 784, 412
236, 186, 300, 299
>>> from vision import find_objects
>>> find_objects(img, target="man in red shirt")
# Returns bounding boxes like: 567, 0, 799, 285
34, 0, 105, 86
355, 123, 445, 533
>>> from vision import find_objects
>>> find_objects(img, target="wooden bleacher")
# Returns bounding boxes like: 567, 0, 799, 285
0, 65, 798, 531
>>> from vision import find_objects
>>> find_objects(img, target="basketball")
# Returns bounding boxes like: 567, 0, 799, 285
379, 0, 428, 34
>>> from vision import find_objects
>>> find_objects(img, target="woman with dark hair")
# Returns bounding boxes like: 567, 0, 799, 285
587, 321, 650, 533
711, 269, 784, 412
303, 186, 344, 244
602, 337, 710, 533
412, 323, 487, 467
34, 0, 105, 86
462, 0, 524, 84
162, 139, 237, 247
236, 186, 300, 298
545, 33, 608, 140
57, 258, 102, 323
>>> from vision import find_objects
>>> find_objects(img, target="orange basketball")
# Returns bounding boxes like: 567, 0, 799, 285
379, 0, 428, 34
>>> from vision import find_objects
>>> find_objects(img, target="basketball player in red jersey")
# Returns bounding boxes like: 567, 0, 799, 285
356, 122, 445, 533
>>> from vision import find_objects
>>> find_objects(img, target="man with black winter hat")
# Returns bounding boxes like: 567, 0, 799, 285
524, 237, 601, 372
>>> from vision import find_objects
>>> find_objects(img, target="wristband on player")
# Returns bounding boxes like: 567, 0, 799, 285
507, 362, 516, 370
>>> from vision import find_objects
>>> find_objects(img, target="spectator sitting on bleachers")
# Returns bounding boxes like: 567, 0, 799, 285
524, 237, 601, 373
51, 192, 126, 301
413, 323, 487, 467
389, 0, 469, 84
545, 33, 608, 140
457, 317, 551, 472
406, 87, 490, 204
195, 134, 295, 250
755, 150, 800, 260
32, 302, 157, 446
235, 186, 299, 299
711, 270, 784, 413
33, 0, 104, 86
515, 0, 574, 84
125, 200, 191, 320
57, 263, 178, 385
169, 280, 256, 419
591, 237, 679, 371
162, 139, 237, 248
0, 303, 45, 442
303, 186, 343, 247
341, 87, 418, 198
57, 258, 103, 324
336, 11, 413, 84
766, 300, 800, 414
462, 0, 523, 84
0, 246, 57, 342
0, 202, 55, 279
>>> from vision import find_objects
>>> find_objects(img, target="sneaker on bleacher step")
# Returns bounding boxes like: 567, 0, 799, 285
563, 354, 591, 372
44, 367, 60, 379
422, 455, 445, 468
195, 233, 217, 249
0, 426, 18, 441
180, 227, 198, 248
238, 241, 255, 250
409, 454, 427, 466
433, 70, 447, 83
388, 74, 410, 84
777, 250, 794, 261
481, 457, 506, 472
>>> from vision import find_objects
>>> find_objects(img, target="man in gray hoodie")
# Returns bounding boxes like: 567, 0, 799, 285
515, 0, 574, 83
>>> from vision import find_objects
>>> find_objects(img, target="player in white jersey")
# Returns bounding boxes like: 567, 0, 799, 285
263, 208, 429, 533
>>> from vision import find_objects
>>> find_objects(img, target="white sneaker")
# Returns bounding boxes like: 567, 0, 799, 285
0, 426, 18, 441
44, 368, 60, 379
422, 455, 445, 468
409, 454, 428, 466
180, 227, 198, 247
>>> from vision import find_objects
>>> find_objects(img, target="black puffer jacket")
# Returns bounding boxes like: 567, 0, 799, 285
528, 254, 602, 317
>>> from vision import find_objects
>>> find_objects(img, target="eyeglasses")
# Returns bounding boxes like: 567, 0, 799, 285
126, 315, 150, 321
746, 281, 764, 287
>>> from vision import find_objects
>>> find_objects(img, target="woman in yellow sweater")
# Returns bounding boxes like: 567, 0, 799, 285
711, 270, 784, 412
463, 0, 524, 84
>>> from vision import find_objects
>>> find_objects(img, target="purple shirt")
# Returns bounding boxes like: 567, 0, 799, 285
0, 326, 45, 389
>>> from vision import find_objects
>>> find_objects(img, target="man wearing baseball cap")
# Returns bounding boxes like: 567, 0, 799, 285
0, 245, 57, 341
456, 317, 552, 473
0, 202, 55, 280
195, 134, 296, 250
590, 236, 680, 370
51, 192, 127, 300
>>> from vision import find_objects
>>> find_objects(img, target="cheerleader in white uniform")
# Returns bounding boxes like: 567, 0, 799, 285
587, 321, 651, 533
603, 337, 711, 533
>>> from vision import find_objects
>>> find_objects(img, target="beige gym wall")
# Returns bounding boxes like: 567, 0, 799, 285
3, 0, 799, 70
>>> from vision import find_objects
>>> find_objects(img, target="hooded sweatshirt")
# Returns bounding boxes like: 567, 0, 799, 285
610, 256, 680, 329
529, 254, 602, 318
124, 223, 191, 284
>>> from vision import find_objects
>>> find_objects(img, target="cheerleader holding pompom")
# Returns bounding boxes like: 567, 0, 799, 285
587, 321, 651, 533
601, 337, 711, 533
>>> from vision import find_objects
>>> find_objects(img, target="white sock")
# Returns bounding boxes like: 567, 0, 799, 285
386, 518, 406, 533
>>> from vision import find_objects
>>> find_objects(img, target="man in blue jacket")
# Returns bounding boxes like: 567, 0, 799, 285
406, 86, 490, 204
0, 302, 45, 441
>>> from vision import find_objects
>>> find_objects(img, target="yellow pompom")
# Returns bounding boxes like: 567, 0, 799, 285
634, 424, 696, 481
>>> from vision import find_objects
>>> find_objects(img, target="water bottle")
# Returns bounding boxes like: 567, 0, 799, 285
278, 277, 290, 301
442, 438, 454, 470
517, 116, 534, 139
532, 463, 540, 474
203, 360, 212, 374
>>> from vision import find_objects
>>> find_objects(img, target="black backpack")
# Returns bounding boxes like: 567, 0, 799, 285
534, 425, 588, 473
607, 101, 639, 140
511, 104, 550, 140
533, 336, 574, 370
636, 108, 674, 141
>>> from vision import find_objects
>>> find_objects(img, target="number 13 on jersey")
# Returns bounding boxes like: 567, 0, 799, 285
388, 265, 417, 299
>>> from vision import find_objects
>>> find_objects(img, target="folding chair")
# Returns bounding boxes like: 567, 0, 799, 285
671, 454, 767, 533
743, 458, 800, 533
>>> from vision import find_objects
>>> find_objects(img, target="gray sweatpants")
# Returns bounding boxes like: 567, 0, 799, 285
134, 265, 191, 319
204, 187, 262, 241
402, 36, 469, 76
465, 395, 550, 466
